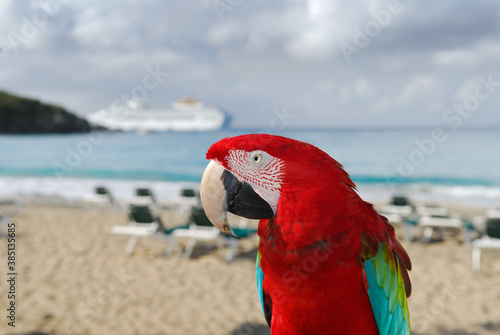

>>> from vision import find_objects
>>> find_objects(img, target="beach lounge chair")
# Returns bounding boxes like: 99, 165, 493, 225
177, 188, 199, 214
379, 194, 414, 224
124, 187, 160, 209
403, 205, 450, 242
95, 186, 113, 201
161, 188, 200, 216
111, 204, 188, 256
134, 188, 157, 203
85, 186, 115, 207
173, 206, 257, 262
111, 204, 161, 255
472, 208, 500, 235
180, 188, 200, 206
418, 213, 471, 244
472, 217, 500, 273
172, 206, 221, 259
181, 188, 197, 198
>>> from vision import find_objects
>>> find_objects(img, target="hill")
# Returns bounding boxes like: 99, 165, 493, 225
0, 91, 94, 133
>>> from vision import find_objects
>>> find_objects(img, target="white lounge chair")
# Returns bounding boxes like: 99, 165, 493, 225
160, 188, 200, 216
418, 214, 471, 244
173, 207, 257, 262
379, 195, 414, 224
123, 187, 161, 211
135, 188, 156, 202
472, 208, 500, 235
84, 186, 115, 207
472, 216, 500, 273
111, 204, 188, 256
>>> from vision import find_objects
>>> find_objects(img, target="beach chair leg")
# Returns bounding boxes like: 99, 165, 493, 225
225, 248, 235, 263
438, 228, 445, 241
405, 224, 415, 242
164, 237, 177, 257
124, 236, 139, 256
472, 247, 481, 273
422, 227, 433, 244
215, 238, 225, 257
224, 239, 238, 263
463, 227, 473, 245
183, 239, 196, 259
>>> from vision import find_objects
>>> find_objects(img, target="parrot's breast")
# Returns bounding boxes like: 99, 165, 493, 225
259, 237, 380, 335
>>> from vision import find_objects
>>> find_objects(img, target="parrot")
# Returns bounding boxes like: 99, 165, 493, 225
199, 134, 412, 335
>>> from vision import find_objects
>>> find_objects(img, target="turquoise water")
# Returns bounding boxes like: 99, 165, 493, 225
1, 129, 499, 205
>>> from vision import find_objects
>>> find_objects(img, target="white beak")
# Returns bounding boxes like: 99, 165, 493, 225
200, 160, 239, 239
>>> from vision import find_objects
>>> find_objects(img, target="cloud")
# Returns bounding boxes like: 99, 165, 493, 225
0, 0, 499, 128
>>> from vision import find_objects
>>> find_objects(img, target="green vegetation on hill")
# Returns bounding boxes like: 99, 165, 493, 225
0, 91, 93, 134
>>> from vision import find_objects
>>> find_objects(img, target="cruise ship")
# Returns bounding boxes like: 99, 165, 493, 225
87, 97, 229, 132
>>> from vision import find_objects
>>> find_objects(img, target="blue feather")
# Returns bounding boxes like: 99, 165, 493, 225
256, 250, 265, 315
364, 243, 411, 335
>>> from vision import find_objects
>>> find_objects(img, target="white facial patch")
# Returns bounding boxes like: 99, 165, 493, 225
226, 149, 284, 214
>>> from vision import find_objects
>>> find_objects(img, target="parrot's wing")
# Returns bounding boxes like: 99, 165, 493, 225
256, 247, 272, 327
363, 239, 412, 335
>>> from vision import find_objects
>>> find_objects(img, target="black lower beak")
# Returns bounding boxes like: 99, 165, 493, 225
221, 170, 274, 220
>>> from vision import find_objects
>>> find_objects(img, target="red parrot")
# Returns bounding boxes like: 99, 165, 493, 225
200, 134, 412, 335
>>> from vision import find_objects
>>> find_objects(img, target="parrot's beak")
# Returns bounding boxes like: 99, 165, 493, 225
200, 161, 238, 238
200, 160, 274, 239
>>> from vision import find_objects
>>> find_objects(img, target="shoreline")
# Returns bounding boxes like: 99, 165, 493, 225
0, 175, 499, 210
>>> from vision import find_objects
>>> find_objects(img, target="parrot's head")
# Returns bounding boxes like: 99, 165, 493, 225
200, 134, 357, 244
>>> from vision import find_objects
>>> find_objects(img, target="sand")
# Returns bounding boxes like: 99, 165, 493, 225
1, 202, 499, 335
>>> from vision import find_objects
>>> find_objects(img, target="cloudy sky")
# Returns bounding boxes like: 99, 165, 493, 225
1, 0, 499, 128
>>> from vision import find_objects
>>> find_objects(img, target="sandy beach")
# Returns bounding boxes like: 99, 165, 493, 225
1, 202, 500, 335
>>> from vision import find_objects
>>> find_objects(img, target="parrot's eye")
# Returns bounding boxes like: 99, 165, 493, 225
251, 153, 263, 165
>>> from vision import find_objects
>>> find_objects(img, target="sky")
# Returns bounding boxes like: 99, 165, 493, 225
1, 0, 499, 129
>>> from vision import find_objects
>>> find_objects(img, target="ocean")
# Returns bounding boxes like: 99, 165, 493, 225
1, 128, 499, 206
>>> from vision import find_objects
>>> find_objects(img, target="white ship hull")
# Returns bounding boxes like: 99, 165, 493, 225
87, 98, 227, 132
